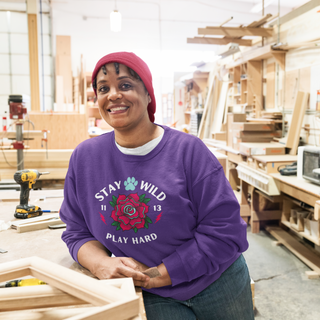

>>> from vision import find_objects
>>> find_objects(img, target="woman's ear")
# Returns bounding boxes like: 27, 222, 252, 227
148, 94, 151, 104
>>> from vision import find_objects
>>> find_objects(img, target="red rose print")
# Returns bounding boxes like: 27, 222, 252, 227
110, 193, 152, 232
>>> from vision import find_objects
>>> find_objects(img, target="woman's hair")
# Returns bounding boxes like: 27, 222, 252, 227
92, 62, 142, 91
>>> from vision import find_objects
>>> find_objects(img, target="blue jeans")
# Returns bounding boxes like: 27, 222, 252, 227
142, 255, 254, 320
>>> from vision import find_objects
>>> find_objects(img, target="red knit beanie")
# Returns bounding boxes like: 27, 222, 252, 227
92, 52, 156, 123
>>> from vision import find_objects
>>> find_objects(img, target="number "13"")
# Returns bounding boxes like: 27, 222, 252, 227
154, 205, 162, 211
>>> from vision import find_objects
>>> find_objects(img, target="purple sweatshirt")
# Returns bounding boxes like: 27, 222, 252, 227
60, 125, 248, 300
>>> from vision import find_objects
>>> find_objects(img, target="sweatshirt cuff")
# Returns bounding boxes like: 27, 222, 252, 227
72, 237, 97, 265
162, 251, 189, 287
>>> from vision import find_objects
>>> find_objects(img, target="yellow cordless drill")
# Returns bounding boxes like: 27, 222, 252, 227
14, 169, 49, 219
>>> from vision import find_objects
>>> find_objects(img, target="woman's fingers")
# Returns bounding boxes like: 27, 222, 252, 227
119, 265, 150, 282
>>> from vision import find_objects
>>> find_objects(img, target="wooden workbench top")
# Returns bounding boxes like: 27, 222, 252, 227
252, 154, 297, 163
270, 173, 320, 198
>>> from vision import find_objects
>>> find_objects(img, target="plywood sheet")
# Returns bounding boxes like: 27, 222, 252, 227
22, 113, 89, 149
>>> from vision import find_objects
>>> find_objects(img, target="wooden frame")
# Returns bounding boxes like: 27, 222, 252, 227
0, 257, 139, 319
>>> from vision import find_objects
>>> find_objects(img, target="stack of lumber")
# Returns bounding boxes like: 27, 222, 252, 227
232, 121, 282, 151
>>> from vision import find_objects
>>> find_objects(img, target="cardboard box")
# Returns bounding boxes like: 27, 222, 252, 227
239, 143, 285, 156
232, 122, 275, 131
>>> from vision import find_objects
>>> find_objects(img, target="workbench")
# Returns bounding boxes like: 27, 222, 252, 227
0, 189, 146, 319
228, 156, 320, 279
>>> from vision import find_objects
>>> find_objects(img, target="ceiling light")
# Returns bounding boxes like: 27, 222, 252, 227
110, 0, 121, 32
251, 0, 274, 13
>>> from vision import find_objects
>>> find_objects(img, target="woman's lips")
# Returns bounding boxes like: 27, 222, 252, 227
108, 106, 129, 114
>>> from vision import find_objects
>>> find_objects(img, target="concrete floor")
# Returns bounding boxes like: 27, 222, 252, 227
243, 226, 320, 320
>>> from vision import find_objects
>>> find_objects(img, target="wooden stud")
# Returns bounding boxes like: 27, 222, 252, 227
27, 14, 41, 111
198, 27, 273, 37
271, 52, 286, 71
187, 37, 252, 46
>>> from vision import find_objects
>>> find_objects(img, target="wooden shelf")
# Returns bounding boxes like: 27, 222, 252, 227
241, 78, 247, 81
234, 93, 241, 97
281, 220, 320, 246
226, 44, 286, 70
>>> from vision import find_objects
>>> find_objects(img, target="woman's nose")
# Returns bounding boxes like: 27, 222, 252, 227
108, 87, 122, 101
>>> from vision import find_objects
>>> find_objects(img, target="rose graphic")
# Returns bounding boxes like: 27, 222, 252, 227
110, 193, 152, 233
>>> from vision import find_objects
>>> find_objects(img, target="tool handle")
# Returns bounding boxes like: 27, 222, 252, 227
20, 182, 30, 206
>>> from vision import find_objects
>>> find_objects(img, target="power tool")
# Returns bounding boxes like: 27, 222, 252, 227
0, 278, 46, 288
13, 169, 49, 219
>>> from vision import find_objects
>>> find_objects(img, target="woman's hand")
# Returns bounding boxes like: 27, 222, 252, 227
141, 263, 172, 289
92, 256, 150, 287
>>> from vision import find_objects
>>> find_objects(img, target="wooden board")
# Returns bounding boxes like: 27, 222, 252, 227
266, 226, 320, 275
17, 219, 63, 233
187, 37, 252, 46
198, 27, 273, 37
27, 13, 40, 111
266, 63, 275, 109
247, 61, 262, 113
211, 78, 229, 134
286, 91, 309, 154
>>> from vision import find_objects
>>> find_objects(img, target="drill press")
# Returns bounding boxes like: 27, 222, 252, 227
8, 95, 28, 170
14, 169, 49, 219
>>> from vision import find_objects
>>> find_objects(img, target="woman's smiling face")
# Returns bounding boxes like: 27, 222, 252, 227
96, 63, 151, 131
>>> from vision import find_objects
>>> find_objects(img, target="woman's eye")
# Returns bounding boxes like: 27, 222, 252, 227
120, 83, 132, 90
98, 86, 109, 93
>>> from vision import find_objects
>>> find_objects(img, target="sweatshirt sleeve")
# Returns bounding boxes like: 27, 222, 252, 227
162, 166, 249, 287
60, 153, 97, 264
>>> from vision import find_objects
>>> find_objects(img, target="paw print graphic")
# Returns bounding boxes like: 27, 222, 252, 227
124, 177, 138, 191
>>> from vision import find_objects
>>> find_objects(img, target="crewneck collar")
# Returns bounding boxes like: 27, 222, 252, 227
111, 125, 171, 162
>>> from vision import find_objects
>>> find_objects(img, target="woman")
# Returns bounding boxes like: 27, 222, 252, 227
60, 52, 254, 320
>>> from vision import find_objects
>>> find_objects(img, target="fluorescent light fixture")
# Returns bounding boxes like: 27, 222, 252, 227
110, 10, 121, 32
219, 43, 240, 59
251, 0, 274, 13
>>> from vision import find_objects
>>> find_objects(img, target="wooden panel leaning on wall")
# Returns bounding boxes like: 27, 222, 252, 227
23, 113, 89, 149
